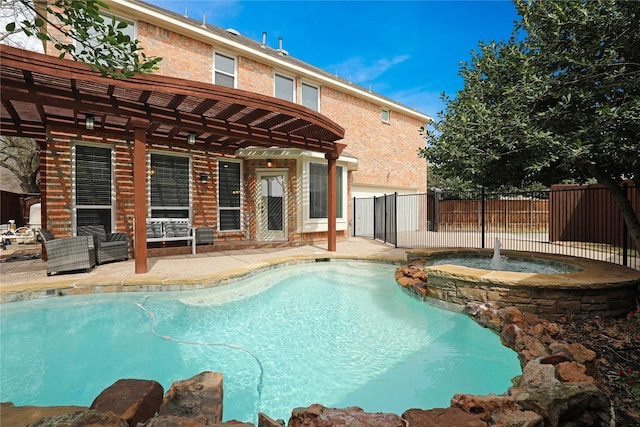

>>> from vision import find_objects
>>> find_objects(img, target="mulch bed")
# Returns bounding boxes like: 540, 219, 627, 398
559, 312, 640, 424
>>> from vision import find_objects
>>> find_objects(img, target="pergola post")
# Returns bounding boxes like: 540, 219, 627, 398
131, 118, 150, 273
326, 152, 339, 252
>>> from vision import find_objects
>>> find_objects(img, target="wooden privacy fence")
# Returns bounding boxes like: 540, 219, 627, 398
550, 182, 638, 253
437, 198, 549, 232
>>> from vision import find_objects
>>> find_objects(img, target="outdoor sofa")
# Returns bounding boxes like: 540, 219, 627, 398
76, 225, 129, 265
38, 229, 96, 276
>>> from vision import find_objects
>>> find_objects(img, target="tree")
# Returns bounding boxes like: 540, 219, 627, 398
0, 136, 40, 193
3, 0, 161, 78
420, 0, 640, 249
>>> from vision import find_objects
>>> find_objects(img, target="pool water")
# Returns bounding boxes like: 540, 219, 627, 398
0, 262, 521, 422
429, 256, 579, 274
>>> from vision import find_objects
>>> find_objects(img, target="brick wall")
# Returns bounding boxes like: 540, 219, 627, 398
38, 6, 426, 244
131, 23, 427, 194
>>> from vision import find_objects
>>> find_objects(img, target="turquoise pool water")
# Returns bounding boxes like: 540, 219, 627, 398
0, 261, 521, 422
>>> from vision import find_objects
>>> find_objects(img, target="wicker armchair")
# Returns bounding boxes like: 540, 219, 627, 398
38, 229, 97, 276
77, 225, 129, 265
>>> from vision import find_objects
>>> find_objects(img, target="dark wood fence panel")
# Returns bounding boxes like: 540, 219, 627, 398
550, 182, 638, 252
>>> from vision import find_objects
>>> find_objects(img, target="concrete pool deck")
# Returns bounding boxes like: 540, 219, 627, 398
0, 238, 408, 303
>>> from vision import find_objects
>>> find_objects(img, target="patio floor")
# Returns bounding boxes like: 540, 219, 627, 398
0, 238, 407, 301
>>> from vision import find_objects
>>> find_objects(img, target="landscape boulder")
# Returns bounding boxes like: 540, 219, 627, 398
90, 378, 164, 427
159, 371, 224, 424
288, 404, 405, 427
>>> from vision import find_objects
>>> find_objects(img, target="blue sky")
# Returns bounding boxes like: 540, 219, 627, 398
147, 1, 520, 120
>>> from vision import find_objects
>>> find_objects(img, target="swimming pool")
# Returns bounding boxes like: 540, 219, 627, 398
0, 261, 521, 422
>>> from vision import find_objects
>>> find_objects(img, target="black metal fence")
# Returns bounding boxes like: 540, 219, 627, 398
353, 184, 639, 270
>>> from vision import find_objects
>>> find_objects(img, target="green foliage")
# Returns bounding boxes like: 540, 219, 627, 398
420, 0, 640, 248
6, 0, 161, 78
420, 0, 639, 190
0, 136, 40, 193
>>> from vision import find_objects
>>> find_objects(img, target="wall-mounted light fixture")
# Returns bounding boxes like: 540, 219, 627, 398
85, 114, 94, 130
267, 159, 274, 168
199, 172, 209, 184
187, 132, 196, 145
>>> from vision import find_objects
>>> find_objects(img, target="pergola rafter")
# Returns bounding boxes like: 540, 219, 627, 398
0, 45, 346, 272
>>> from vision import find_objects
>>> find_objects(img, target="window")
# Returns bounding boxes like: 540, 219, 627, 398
301, 83, 319, 111
309, 162, 344, 219
74, 144, 113, 231
381, 108, 390, 122
214, 53, 236, 87
218, 160, 242, 231
150, 153, 191, 218
82, 14, 135, 50
275, 74, 294, 102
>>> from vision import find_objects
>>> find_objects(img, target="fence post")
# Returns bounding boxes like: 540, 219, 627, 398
623, 183, 628, 267
481, 187, 486, 249
384, 194, 387, 243
433, 188, 441, 232
394, 192, 398, 248
373, 195, 377, 240
352, 196, 356, 237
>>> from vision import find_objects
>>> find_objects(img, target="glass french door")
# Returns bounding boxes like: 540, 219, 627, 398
258, 173, 287, 240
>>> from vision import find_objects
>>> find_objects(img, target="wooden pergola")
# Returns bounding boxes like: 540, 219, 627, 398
0, 45, 346, 273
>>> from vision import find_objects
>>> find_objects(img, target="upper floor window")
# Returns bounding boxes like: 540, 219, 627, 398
73, 144, 114, 232
214, 53, 236, 88
218, 160, 242, 231
381, 108, 390, 122
275, 74, 294, 102
301, 83, 319, 111
150, 153, 191, 219
82, 14, 135, 49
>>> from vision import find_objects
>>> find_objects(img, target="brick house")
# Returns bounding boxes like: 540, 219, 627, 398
2, 0, 431, 265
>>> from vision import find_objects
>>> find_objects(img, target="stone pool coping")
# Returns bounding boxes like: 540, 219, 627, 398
1, 254, 405, 303
401, 248, 640, 320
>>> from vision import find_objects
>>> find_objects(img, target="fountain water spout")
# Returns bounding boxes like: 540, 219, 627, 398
490, 237, 506, 270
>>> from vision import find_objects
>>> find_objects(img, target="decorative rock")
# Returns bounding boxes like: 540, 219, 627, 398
498, 307, 526, 329
28, 409, 129, 426
491, 409, 543, 427
556, 361, 596, 384
466, 302, 502, 332
395, 263, 429, 296
90, 378, 164, 427
288, 404, 405, 427
515, 383, 611, 427
515, 333, 550, 365
550, 342, 599, 378
519, 358, 559, 388
258, 412, 285, 427
450, 394, 518, 422
402, 407, 486, 426
0, 402, 86, 427
143, 415, 208, 426
539, 353, 571, 365
159, 371, 223, 424
143, 416, 252, 427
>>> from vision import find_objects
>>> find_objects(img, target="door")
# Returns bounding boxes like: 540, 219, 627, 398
258, 173, 287, 241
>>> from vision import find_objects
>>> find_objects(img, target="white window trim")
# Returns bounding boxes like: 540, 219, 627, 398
147, 150, 193, 222
298, 156, 348, 233
274, 72, 296, 103
301, 81, 320, 112
381, 108, 390, 123
213, 51, 237, 88
217, 158, 244, 232
71, 140, 116, 234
